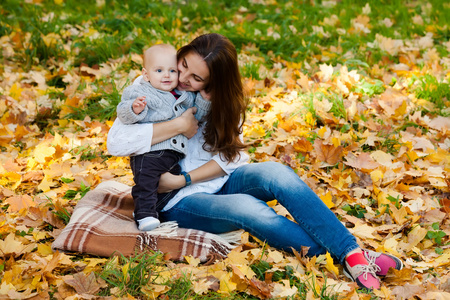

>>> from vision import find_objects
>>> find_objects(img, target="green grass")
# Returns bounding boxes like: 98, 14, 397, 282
413, 74, 450, 116
3, 0, 449, 66
63, 79, 124, 121
98, 251, 164, 298
44, 196, 72, 225
1, 0, 448, 124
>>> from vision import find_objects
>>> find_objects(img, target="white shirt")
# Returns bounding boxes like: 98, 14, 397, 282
162, 122, 249, 211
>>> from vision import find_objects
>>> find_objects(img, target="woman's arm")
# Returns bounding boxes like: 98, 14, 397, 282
158, 160, 226, 193
158, 149, 249, 193
107, 107, 200, 156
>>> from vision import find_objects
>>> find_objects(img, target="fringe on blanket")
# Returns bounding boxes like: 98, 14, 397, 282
136, 221, 244, 262
139, 221, 243, 248
217, 229, 244, 247
146, 221, 179, 236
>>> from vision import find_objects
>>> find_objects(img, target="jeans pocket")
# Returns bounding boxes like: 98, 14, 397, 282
143, 150, 165, 158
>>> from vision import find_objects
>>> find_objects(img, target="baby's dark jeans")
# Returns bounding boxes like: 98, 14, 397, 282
130, 150, 183, 222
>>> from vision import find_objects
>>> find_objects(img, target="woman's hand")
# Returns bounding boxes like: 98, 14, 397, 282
152, 107, 199, 145
178, 107, 199, 139
158, 172, 185, 193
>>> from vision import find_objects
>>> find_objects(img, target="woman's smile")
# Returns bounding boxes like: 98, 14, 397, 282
177, 52, 209, 92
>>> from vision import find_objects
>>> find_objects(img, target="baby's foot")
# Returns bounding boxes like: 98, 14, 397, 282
137, 217, 160, 231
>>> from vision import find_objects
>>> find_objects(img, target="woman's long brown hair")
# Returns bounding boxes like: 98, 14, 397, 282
178, 33, 247, 162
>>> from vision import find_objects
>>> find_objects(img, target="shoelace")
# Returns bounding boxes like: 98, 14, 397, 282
353, 263, 377, 280
363, 251, 382, 273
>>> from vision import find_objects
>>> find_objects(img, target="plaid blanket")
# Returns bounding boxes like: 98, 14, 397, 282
52, 180, 241, 263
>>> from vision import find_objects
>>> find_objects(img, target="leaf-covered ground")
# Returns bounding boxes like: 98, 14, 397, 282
1, 0, 449, 299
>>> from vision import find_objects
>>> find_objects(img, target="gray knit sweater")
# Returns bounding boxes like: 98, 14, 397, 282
116, 78, 210, 155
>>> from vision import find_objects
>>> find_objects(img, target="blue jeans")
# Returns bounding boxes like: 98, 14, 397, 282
160, 161, 358, 264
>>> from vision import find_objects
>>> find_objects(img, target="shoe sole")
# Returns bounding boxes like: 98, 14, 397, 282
343, 263, 380, 290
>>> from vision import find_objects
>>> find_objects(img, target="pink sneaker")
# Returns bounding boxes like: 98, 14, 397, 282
343, 252, 380, 290
363, 249, 403, 276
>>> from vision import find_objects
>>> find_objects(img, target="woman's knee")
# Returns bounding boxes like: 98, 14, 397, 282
226, 195, 278, 221
243, 161, 292, 180
251, 162, 299, 188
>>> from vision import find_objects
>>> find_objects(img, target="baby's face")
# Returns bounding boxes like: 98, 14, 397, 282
143, 48, 178, 92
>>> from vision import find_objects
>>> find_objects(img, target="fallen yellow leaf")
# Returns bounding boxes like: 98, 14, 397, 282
320, 192, 335, 209
37, 243, 54, 256
0, 233, 36, 258
325, 252, 339, 276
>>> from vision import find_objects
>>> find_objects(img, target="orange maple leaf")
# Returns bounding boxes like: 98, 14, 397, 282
440, 198, 450, 214
293, 138, 313, 153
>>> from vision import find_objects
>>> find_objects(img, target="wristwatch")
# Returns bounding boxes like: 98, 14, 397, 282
181, 171, 192, 187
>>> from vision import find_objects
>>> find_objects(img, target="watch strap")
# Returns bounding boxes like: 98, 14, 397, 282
181, 171, 192, 187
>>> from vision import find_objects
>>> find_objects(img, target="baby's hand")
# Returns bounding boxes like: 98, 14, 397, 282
132, 96, 147, 114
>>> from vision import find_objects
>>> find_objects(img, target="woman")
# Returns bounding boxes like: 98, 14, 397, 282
108, 33, 402, 290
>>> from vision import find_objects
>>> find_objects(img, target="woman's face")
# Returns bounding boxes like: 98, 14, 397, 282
177, 52, 210, 92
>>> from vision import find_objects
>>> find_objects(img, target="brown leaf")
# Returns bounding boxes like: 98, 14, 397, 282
206, 275, 220, 292
391, 283, 425, 299
344, 152, 380, 171
52, 282, 77, 300
6, 288, 39, 300
377, 88, 409, 117
22, 170, 44, 182
2, 159, 23, 172
351, 170, 373, 188
64, 272, 103, 295
440, 198, 450, 214
384, 267, 416, 285
428, 116, 450, 131
248, 278, 271, 299
314, 140, 343, 165
5, 194, 36, 213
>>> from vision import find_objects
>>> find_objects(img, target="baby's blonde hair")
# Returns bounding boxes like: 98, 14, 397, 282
143, 44, 176, 67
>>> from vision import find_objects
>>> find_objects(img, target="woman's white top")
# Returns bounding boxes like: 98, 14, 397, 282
162, 122, 249, 211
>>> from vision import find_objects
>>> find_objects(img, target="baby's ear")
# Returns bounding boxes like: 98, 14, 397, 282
142, 68, 149, 81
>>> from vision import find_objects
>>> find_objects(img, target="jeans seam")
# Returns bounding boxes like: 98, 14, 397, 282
167, 205, 243, 227
221, 186, 266, 196
279, 196, 353, 262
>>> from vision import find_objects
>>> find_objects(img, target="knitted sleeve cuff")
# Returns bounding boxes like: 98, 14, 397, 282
194, 93, 211, 121
116, 86, 148, 124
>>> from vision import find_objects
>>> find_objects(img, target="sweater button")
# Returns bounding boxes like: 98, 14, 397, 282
181, 143, 185, 148
175, 107, 178, 111
172, 139, 177, 144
